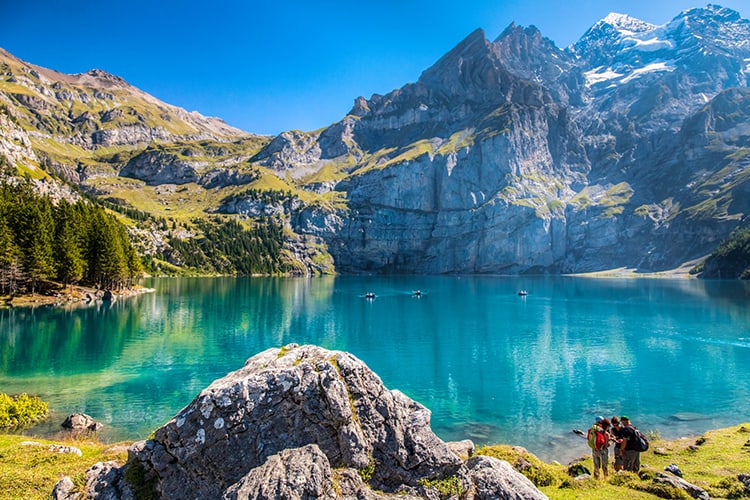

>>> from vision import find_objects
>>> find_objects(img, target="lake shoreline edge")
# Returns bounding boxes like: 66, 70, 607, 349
2, 420, 749, 499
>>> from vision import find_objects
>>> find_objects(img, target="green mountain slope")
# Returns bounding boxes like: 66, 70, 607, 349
0, 48, 335, 276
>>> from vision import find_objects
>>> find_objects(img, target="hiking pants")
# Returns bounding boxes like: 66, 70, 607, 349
592, 447, 609, 472
622, 449, 640, 472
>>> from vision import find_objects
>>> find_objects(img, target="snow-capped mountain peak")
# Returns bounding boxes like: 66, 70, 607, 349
599, 12, 656, 34
575, 5, 750, 91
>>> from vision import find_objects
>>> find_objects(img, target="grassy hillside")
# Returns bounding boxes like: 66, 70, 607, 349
0, 48, 338, 276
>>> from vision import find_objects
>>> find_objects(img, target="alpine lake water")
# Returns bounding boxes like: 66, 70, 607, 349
1, 275, 749, 463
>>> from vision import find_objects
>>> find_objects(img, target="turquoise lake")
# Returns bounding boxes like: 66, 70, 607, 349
1, 276, 749, 462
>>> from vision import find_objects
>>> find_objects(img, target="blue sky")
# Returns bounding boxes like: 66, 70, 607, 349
1, 1, 747, 136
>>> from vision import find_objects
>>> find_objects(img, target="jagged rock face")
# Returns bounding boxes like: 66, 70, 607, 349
0, 106, 38, 169
222, 444, 335, 500
120, 150, 259, 188
250, 130, 324, 176
274, 5, 750, 274
491, 24, 585, 107
326, 104, 586, 273
120, 151, 201, 185
343, 29, 553, 153
218, 195, 303, 218
133, 345, 462, 497
70, 344, 547, 499
90, 125, 176, 148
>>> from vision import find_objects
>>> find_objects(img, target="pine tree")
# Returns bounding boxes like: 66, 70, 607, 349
54, 200, 85, 288
0, 199, 20, 296
14, 192, 55, 293
87, 211, 129, 289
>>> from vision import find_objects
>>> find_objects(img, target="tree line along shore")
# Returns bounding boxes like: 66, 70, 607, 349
0, 180, 142, 301
0, 175, 295, 309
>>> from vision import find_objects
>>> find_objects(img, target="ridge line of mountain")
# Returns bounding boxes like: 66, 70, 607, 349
1, 3, 749, 277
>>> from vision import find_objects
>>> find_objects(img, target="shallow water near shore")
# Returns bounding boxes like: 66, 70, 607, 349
1, 276, 749, 463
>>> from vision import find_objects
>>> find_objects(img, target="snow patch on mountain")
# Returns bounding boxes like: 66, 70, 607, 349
584, 66, 623, 86
584, 60, 675, 87
621, 61, 675, 83
621, 33, 673, 53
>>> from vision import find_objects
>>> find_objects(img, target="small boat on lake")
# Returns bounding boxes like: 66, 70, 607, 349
517, 290, 528, 296
364, 292, 376, 299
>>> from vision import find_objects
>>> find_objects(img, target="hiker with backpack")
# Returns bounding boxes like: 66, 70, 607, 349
587, 416, 611, 479
619, 416, 649, 472
610, 416, 626, 471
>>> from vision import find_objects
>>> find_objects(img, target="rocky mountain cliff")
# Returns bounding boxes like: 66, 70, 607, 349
282, 4, 750, 274
2, 4, 750, 275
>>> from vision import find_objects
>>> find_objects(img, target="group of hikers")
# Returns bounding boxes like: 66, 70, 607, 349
584, 415, 649, 479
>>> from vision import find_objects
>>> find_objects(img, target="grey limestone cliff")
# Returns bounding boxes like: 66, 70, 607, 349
275, 5, 750, 274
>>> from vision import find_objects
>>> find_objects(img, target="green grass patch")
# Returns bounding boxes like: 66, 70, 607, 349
436, 129, 476, 155
0, 82, 38, 96
601, 206, 625, 218
358, 456, 376, 482
419, 474, 466, 497
600, 182, 634, 207
299, 161, 351, 185
547, 199, 566, 214
634, 205, 651, 217
477, 444, 559, 488
684, 194, 734, 220
512, 197, 542, 209
0, 434, 128, 500
353, 141, 435, 175
30, 137, 91, 166
537, 422, 750, 499
570, 190, 594, 211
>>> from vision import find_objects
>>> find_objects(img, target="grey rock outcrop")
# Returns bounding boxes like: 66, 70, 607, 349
120, 151, 201, 185
61, 413, 103, 432
222, 444, 334, 500
137, 344, 461, 497
0, 105, 38, 170
83, 461, 137, 500
739, 473, 750, 494
654, 471, 710, 500
463, 455, 548, 500
65, 344, 547, 499
447, 439, 476, 458
51, 476, 77, 500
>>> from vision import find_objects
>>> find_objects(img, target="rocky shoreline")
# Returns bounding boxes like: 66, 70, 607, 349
1, 283, 154, 309
0, 341, 740, 499
52, 344, 549, 499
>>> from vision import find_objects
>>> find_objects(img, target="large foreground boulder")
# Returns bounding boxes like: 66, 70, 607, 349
59, 344, 547, 499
